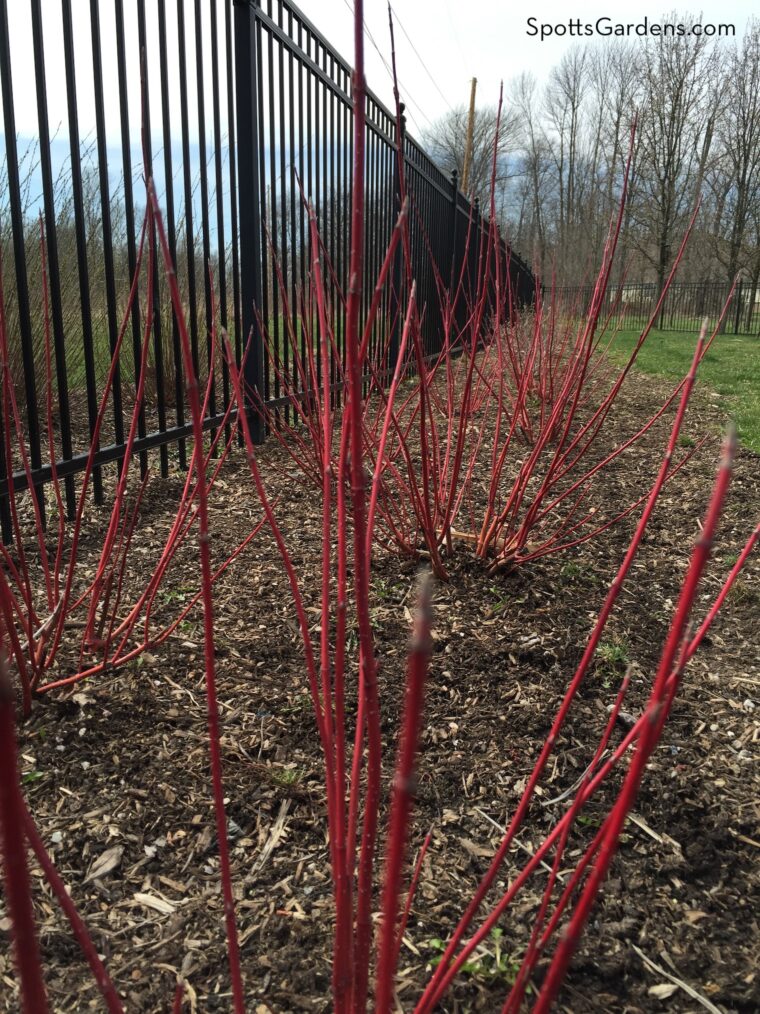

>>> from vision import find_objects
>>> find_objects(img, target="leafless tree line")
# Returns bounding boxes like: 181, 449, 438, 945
422, 16, 760, 305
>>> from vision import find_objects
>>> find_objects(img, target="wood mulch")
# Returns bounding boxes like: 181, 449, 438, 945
2, 372, 759, 1013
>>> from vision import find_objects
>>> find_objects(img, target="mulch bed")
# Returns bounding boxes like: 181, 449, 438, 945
2, 373, 759, 1013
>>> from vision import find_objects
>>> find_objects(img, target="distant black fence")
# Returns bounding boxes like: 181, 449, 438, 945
0, 0, 533, 539
553, 280, 760, 336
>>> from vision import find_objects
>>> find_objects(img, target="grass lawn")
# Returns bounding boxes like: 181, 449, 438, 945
609, 327, 760, 452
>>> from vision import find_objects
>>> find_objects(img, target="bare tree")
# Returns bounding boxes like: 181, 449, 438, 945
422, 103, 520, 207
586, 44, 642, 277
420, 17, 756, 291
708, 20, 760, 284
633, 19, 721, 293
510, 73, 553, 271
544, 49, 588, 264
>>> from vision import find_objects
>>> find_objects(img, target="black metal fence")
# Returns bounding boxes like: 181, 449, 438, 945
0, 0, 533, 539
553, 280, 760, 336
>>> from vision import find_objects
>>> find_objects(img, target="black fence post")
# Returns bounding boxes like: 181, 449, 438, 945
389, 103, 406, 369
449, 168, 458, 290
0, 358, 10, 538
471, 197, 481, 308
733, 278, 744, 335
234, 0, 266, 444
747, 283, 758, 335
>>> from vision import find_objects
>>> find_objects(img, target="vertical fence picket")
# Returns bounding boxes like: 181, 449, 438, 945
115, 0, 148, 478
287, 7, 298, 419
30, 0, 77, 518
226, 0, 243, 388
137, 0, 169, 479
389, 105, 405, 368
158, 0, 187, 470
211, 0, 232, 444
90, 0, 125, 477
177, 0, 200, 383
61, 0, 103, 505
194, 0, 216, 447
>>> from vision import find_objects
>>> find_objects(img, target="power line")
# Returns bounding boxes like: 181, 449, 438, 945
345, 0, 430, 132
340, 0, 433, 136
443, 0, 469, 71
388, 4, 455, 113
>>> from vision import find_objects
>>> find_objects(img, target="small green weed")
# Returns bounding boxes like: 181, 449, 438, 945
426, 928, 523, 985
597, 638, 630, 688
559, 561, 595, 584
487, 585, 510, 614
597, 639, 629, 668
273, 766, 303, 787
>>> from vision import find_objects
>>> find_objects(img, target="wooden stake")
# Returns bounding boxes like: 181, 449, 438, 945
462, 77, 477, 195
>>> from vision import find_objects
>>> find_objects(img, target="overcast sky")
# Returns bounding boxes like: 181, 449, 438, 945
0, 1, 755, 147
298, 1, 757, 138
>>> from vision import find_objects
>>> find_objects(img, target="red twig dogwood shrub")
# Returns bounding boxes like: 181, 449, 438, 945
0, 653, 48, 1013
0, 214, 267, 714
2, 277, 756, 1010
0, 192, 259, 1012
1, 6, 758, 1014
258, 53, 740, 582
219, 14, 435, 995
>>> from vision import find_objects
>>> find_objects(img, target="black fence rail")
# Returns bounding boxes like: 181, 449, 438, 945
0, 0, 533, 539
553, 280, 760, 336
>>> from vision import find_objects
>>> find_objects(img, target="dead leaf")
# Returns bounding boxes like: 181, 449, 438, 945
685, 909, 709, 924
134, 892, 176, 915
648, 983, 679, 999
84, 845, 123, 883
459, 837, 492, 859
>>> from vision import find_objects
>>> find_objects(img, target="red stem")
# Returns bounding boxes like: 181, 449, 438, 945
417, 328, 707, 1011
375, 578, 432, 1012
0, 647, 49, 1013
534, 430, 735, 1012
148, 186, 245, 1014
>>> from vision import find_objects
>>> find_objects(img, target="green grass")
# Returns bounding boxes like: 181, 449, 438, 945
608, 328, 760, 451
